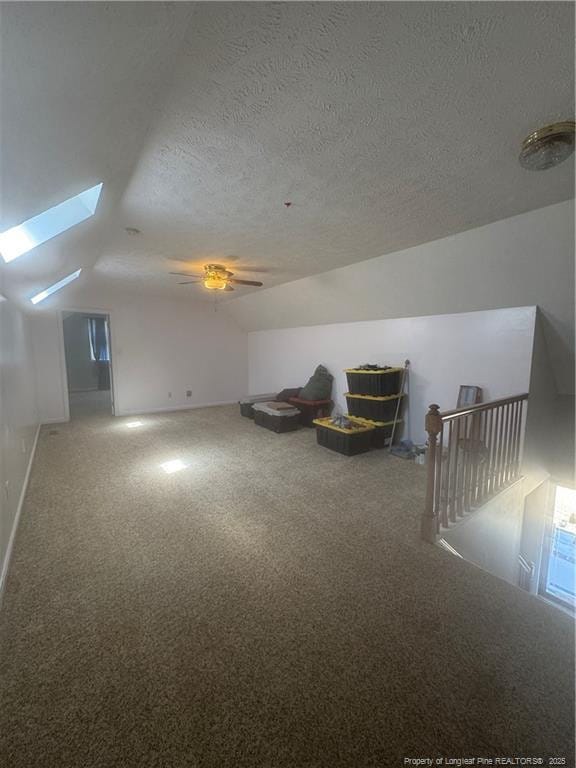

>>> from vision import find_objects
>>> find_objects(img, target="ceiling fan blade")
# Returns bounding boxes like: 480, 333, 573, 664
170, 271, 203, 278
232, 265, 271, 274
227, 278, 264, 287
178, 280, 202, 285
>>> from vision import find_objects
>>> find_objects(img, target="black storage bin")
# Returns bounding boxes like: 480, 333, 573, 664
350, 417, 403, 448
239, 393, 278, 418
313, 418, 373, 456
240, 402, 255, 418
345, 368, 403, 396
345, 393, 404, 422
253, 409, 300, 433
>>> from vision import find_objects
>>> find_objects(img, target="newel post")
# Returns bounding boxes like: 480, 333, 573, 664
421, 404, 443, 543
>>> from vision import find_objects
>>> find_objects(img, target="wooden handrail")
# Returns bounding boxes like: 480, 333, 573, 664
439, 393, 529, 421
421, 393, 529, 542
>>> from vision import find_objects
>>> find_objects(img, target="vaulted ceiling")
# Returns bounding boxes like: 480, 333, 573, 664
0, 2, 574, 307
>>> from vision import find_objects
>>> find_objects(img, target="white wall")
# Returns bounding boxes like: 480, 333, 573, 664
227, 201, 574, 396
0, 300, 40, 595
30, 311, 70, 424
522, 309, 575, 493
520, 480, 552, 596
31, 291, 248, 421
442, 480, 525, 588
248, 306, 536, 444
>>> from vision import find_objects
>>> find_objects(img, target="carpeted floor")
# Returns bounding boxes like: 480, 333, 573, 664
0, 406, 573, 767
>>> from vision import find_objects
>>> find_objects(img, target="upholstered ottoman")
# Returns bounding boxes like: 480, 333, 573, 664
287, 397, 333, 427
252, 402, 301, 433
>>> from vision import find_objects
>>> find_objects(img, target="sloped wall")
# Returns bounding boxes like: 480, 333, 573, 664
227, 200, 574, 396
248, 306, 536, 444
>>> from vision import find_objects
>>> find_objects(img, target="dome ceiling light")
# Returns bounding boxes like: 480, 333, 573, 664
519, 121, 575, 171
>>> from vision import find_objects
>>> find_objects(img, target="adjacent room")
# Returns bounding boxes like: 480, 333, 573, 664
0, 3, 574, 766
63, 311, 113, 419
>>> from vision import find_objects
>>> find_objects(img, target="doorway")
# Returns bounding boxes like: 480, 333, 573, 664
62, 311, 114, 419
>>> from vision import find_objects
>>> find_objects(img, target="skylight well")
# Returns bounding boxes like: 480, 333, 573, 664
0, 183, 103, 263
30, 269, 82, 305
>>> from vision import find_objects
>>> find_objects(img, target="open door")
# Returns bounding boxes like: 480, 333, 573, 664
62, 311, 115, 420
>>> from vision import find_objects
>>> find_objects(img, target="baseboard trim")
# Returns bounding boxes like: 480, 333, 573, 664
0, 422, 41, 607
116, 400, 238, 417
41, 417, 69, 425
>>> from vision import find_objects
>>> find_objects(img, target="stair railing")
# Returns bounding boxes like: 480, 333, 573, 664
421, 393, 529, 542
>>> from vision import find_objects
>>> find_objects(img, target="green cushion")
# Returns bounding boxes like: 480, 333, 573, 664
299, 365, 333, 401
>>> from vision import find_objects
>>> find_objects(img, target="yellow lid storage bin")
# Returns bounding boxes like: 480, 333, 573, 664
345, 393, 404, 422
313, 417, 374, 455
345, 367, 403, 396
349, 417, 404, 448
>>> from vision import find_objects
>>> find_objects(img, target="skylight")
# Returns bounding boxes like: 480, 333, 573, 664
30, 269, 82, 305
0, 183, 103, 263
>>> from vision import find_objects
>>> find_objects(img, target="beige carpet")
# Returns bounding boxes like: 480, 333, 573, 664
0, 405, 573, 767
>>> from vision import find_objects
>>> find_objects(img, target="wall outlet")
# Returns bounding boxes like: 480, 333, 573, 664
186, 390, 192, 398
168, 392, 172, 399
21, 439, 27, 454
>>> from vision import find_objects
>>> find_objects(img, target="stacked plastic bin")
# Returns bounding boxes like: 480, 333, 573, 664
312, 366, 406, 455
343, 366, 405, 447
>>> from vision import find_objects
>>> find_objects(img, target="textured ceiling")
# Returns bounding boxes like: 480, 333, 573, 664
0, 2, 574, 307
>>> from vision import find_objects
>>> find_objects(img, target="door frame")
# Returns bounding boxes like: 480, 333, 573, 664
537, 480, 576, 614
59, 308, 117, 417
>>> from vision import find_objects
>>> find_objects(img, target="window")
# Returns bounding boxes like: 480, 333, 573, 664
88, 317, 110, 362
0, 183, 103, 263
30, 269, 82, 305
540, 485, 576, 611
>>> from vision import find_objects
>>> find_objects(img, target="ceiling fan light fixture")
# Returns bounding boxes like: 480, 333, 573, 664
203, 276, 228, 290
173, 262, 262, 291
519, 120, 575, 170
202, 264, 231, 290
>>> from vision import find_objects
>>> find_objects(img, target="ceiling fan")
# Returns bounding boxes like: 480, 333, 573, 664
170, 263, 263, 292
